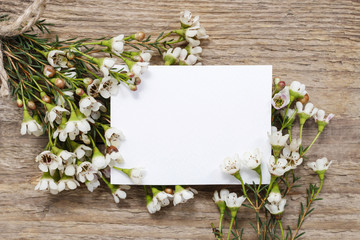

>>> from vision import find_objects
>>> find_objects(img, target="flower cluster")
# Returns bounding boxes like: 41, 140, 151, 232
215, 78, 334, 239
3, 11, 207, 207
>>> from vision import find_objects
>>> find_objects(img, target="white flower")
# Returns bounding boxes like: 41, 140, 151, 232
64, 71, 77, 79
140, 51, 152, 62
56, 91, 74, 106
289, 81, 306, 99
221, 154, 241, 175
314, 109, 335, 124
130, 61, 149, 77
281, 146, 303, 170
147, 197, 161, 214
180, 10, 200, 28
80, 133, 91, 145
268, 156, 291, 176
35, 175, 59, 195
163, 47, 182, 65
111, 34, 125, 55
153, 189, 173, 207
105, 127, 125, 147
268, 126, 289, 147
225, 192, 246, 208
76, 161, 98, 183
185, 26, 209, 46
35, 150, 62, 173
45, 105, 69, 128
272, 87, 290, 110
85, 176, 100, 192
186, 44, 203, 57
213, 189, 230, 203
100, 57, 116, 76
92, 152, 109, 170
307, 157, 332, 173
112, 186, 129, 203
267, 192, 282, 205
265, 198, 286, 215
21, 110, 43, 137
65, 113, 91, 139
296, 102, 318, 117
289, 138, 302, 152
74, 144, 92, 160
56, 149, 77, 176
58, 176, 79, 192
99, 76, 119, 99
173, 186, 198, 206
87, 79, 100, 97
280, 108, 296, 120
47, 50, 68, 68
129, 168, 145, 184
179, 49, 198, 65
242, 148, 263, 170
106, 151, 124, 167
79, 96, 105, 117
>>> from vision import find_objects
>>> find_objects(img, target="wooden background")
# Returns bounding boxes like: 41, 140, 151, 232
1, 0, 359, 239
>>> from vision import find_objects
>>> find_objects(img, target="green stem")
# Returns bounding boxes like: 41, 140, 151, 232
227, 217, 235, 240
278, 220, 285, 240
281, 101, 292, 126
95, 127, 107, 146
288, 127, 292, 143
314, 178, 324, 199
299, 124, 304, 141
302, 131, 322, 156
219, 213, 224, 233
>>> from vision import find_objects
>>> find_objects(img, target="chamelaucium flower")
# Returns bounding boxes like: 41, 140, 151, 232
98, 76, 119, 99
281, 146, 303, 170
114, 167, 145, 184
314, 109, 335, 133
289, 81, 306, 101
265, 182, 287, 216
307, 157, 332, 180
180, 10, 200, 28
221, 153, 242, 178
76, 161, 98, 183
296, 102, 318, 126
57, 175, 79, 192
46, 50, 68, 68
152, 187, 173, 207
35, 172, 59, 195
44, 104, 69, 128
112, 185, 130, 204
179, 49, 198, 65
163, 47, 182, 65
146, 194, 161, 214
173, 185, 198, 206
271, 87, 290, 110
241, 148, 263, 174
268, 126, 289, 157
268, 156, 291, 177
225, 192, 246, 237
35, 150, 62, 174
103, 125, 125, 148
21, 108, 43, 137
78, 94, 105, 117
70, 141, 92, 160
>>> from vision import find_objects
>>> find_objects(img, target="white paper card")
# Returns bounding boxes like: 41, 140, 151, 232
111, 65, 272, 185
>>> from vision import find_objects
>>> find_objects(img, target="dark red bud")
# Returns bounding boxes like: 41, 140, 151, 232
27, 100, 36, 110
106, 145, 119, 154
16, 99, 23, 108
54, 78, 65, 89
135, 32, 146, 41
278, 81, 286, 90
299, 93, 309, 105
164, 188, 174, 194
43, 65, 56, 78
41, 95, 51, 103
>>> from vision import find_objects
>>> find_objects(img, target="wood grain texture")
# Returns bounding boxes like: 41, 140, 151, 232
1, 0, 360, 239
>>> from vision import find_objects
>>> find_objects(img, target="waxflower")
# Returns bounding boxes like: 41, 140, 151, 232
105, 150, 124, 167
185, 25, 209, 47
221, 153, 241, 175
47, 50, 68, 68
99, 57, 116, 76
104, 126, 125, 148
35, 150, 62, 173
85, 177, 100, 192
71, 141, 92, 160
280, 108, 296, 125
91, 146, 110, 170
296, 102, 318, 125
53, 147, 77, 176
147, 195, 161, 214
180, 10, 200, 28
271, 87, 290, 110
21, 108, 43, 137
173, 185, 198, 206
185, 44, 202, 57
65, 110, 91, 139
34, 172, 59, 195
268, 126, 289, 157
307, 157, 332, 180
114, 167, 145, 184
268, 156, 291, 177
152, 187, 173, 207
281, 146, 303, 170
76, 161, 98, 183
45, 104, 69, 128
87, 79, 100, 97
98, 76, 119, 99
163, 47, 182, 65
224, 192, 246, 235
79, 95, 105, 117
110, 34, 125, 55
112, 185, 130, 203
57, 175, 80, 192
289, 81, 306, 101
241, 148, 263, 173
179, 49, 198, 65
213, 189, 229, 225
265, 182, 286, 215
313, 109, 335, 132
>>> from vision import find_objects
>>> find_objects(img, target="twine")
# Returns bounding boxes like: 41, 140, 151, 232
0, 0, 47, 97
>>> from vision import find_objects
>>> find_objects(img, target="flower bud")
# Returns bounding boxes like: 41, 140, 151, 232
16, 99, 23, 108
299, 93, 309, 105
274, 77, 281, 85
66, 51, 75, 60
54, 78, 65, 89
76, 88, 85, 96
27, 100, 36, 110
129, 84, 137, 91
164, 187, 174, 195
83, 77, 93, 85
67, 60, 75, 68
134, 77, 141, 85
106, 145, 119, 154
132, 55, 143, 62
278, 81, 286, 90
43, 65, 56, 78
135, 32, 146, 41
127, 72, 135, 78
41, 95, 51, 103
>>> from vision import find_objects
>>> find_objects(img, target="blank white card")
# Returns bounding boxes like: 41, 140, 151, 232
111, 65, 272, 185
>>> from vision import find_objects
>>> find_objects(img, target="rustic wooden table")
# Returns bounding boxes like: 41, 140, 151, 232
1, 0, 359, 239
